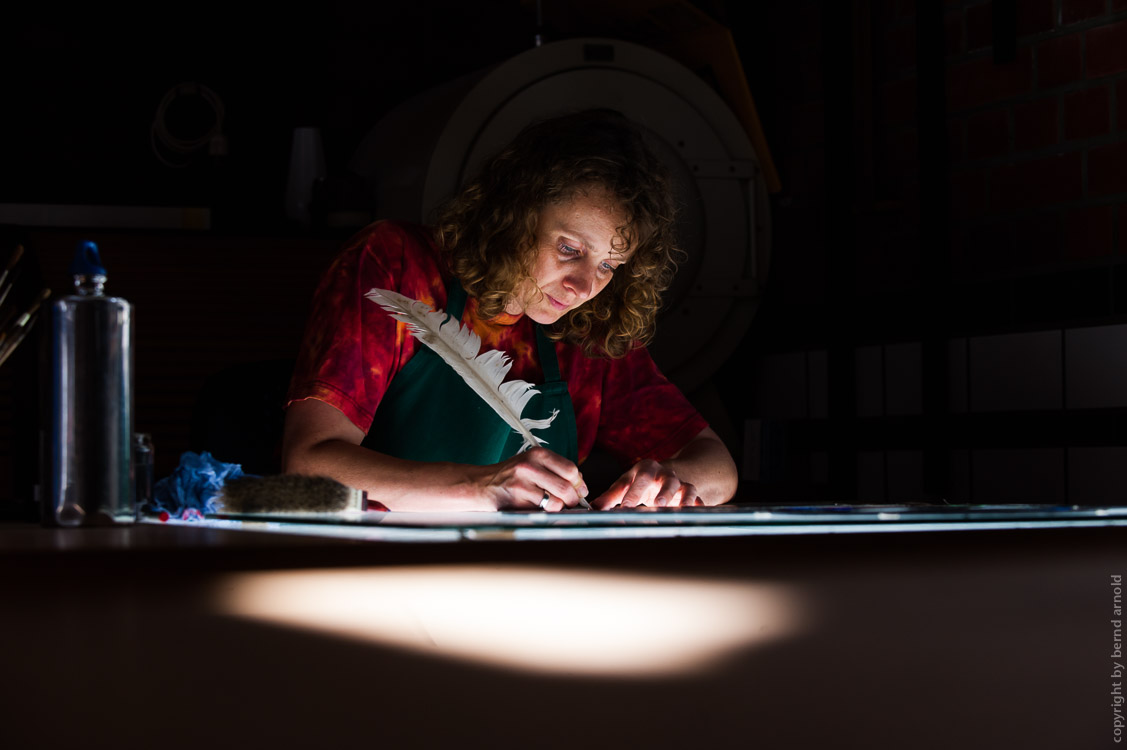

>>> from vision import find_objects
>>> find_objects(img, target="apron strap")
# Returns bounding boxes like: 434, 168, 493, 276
446, 275, 468, 319
450, 275, 561, 384
535, 324, 562, 382
367, 273, 579, 465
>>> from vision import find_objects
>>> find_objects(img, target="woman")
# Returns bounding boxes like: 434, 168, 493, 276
283, 109, 738, 511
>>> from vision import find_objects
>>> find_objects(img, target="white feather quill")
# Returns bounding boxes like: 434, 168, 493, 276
365, 287, 559, 453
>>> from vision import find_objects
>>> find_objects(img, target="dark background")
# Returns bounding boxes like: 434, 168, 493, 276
4, 0, 1127, 508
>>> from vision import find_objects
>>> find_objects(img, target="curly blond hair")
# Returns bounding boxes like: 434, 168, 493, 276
433, 109, 681, 358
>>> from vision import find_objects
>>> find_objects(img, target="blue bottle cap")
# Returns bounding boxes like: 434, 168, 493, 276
68, 240, 107, 277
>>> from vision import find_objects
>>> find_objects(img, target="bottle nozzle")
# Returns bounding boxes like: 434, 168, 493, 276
69, 240, 107, 295
68, 241, 107, 277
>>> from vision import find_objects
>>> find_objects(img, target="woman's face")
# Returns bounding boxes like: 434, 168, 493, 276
506, 186, 631, 325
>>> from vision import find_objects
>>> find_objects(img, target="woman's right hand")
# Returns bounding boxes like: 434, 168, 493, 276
475, 447, 588, 511
284, 400, 587, 512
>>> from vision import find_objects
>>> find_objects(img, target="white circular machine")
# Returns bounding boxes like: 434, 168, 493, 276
350, 37, 771, 394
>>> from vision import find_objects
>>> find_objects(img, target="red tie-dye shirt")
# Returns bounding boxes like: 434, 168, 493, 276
286, 220, 707, 467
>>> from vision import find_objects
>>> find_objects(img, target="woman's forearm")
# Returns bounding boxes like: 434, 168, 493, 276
282, 399, 586, 511
285, 437, 494, 511
282, 399, 495, 511
665, 428, 739, 505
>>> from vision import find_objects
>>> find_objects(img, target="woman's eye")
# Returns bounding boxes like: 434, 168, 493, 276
600, 262, 616, 273
559, 243, 581, 256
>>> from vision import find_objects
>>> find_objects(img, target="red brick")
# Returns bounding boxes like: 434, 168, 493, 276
802, 146, 827, 195
1120, 204, 1127, 254
946, 47, 1033, 112
1119, 80, 1127, 131
990, 152, 1083, 211
967, 3, 992, 51
891, 127, 919, 167
876, 127, 919, 200
854, 225, 890, 291
878, 0, 906, 17
1017, 0, 1055, 36
1013, 97, 1059, 151
1089, 141, 1127, 195
1062, 0, 1108, 25
902, 177, 922, 216
1037, 33, 1083, 90
950, 166, 989, 220
1063, 205, 1114, 259
881, 77, 917, 125
1088, 21, 1127, 79
1064, 86, 1111, 139
945, 10, 964, 56
948, 117, 965, 162
965, 219, 1016, 274
952, 228, 1017, 281
950, 227, 970, 279
883, 24, 917, 72
966, 108, 1010, 159
787, 100, 825, 147
794, 53, 824, 99
1013, 211, 1062, 267
872, 231, 922, 289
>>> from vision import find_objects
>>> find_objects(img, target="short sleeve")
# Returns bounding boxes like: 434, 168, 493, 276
592, 346, 708, 465
286, 221, 445, 432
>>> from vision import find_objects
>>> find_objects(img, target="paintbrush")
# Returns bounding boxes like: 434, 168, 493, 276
0, 245, 24, 312
0, 288, 50, 368
211, 474, 368, 517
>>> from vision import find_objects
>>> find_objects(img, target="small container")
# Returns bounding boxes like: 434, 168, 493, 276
133, 432, 154, 517
45, 241, 134, 526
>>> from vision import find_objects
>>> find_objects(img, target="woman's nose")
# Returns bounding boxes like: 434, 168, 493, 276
564, 265, 597, 299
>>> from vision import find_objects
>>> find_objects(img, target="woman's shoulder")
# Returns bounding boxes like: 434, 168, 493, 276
343, 220, 447, 307
343, 220, 444, 282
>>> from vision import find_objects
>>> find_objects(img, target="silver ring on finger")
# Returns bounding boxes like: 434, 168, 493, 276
539, 490, 551, 510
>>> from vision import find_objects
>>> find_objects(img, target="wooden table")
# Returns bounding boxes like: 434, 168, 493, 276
0, 514, 1122, 749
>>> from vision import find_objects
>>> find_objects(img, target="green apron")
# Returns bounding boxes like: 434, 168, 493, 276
362, 278, 579, 465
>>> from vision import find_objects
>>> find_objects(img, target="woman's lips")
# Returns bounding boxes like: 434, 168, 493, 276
546, 294, 569, 311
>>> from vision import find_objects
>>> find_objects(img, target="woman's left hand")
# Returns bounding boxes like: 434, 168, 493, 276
591, 459, 702, 510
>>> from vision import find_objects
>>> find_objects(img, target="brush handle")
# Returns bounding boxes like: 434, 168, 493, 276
0, 315, 34, 368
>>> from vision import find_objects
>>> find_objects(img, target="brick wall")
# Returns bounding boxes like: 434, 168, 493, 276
947, 0, 1127, 278
730, 0, 1127, 505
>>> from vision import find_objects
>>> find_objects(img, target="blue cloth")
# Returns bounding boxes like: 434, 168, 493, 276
149, 451, 246, 517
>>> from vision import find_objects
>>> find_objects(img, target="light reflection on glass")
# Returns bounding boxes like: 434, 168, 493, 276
213, 564, 807, 677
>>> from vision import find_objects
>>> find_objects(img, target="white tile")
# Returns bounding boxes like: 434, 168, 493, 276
972, 449, 1065, 504
808, 349, 828, 419
887, 450, 924, 502
969, 331, 1062, 412
742, 419, 762, 481
855, 345, 883, 417
1068, 447, 1127, 505
810, 451, 829, 484
857, 451, 886, 503
948, 338, 968, 413
752, 352, 808, 419
885, 343, 922, 416
1065, 324, 1127, 409
949, 450, 971, 503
